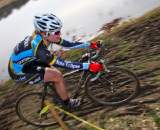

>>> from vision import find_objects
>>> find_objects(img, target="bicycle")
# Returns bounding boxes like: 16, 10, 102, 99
15, 41, 140, 127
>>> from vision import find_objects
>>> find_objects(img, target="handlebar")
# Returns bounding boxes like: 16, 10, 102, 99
78, 41, 108, 81
79, 41, 107, 62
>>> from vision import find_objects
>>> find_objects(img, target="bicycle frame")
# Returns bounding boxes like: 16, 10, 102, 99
40, 83, 49, 110
41, 43, 107, 104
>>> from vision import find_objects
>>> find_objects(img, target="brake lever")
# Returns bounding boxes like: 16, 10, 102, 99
100, 59, 110, 72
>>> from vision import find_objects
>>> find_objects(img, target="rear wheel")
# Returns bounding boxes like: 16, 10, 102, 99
85, 66, 140, 105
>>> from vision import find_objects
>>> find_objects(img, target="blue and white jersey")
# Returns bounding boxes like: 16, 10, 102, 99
9, 33, 90, 75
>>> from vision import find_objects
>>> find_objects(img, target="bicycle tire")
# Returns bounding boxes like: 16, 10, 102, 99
85, 66, 140, 105
16, 92, 60, 127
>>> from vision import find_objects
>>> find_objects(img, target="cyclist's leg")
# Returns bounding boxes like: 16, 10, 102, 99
22, 59, 69, 100
21, 59, 80, 108
43, 67, 81, 109
44, 67, 69, 101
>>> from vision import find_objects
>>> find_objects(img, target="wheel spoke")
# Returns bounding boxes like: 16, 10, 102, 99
86, 66, 139, 105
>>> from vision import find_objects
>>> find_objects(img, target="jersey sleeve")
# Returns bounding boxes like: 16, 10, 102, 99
54, 57, 89, 70
36, 44, 90, 70
60, 39, 91, 49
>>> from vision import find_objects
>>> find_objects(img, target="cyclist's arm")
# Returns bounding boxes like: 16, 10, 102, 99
53, 57, 89, 70
59, 39, 91, 49
36, 44, 89, 70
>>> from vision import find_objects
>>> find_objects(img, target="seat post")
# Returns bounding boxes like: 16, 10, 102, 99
43, 82, 51, 93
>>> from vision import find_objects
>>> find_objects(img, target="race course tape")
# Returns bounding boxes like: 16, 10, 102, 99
41, 100, 105, 130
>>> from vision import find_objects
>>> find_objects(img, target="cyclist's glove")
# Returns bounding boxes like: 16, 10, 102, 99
90, 40, 102, 50
89, 62, 104, 73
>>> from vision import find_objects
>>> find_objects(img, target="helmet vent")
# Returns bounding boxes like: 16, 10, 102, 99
48, 16, 54, 20
43, 18, 49, 21
37, 21, 47, 26
38, 24, 46, 30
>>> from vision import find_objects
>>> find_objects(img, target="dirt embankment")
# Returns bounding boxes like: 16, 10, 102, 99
0, 6, 160, 130
0, 0, 30, 20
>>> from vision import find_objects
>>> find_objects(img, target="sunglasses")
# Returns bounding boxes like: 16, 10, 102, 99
49, 31, 61, 36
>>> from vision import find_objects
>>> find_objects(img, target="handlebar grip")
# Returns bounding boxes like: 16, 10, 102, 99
91, 42, 106, 60
80, 40, 106, 62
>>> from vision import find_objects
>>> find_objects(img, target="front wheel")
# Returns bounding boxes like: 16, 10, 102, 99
85, 66, 140, 105
16, 92, 62, 127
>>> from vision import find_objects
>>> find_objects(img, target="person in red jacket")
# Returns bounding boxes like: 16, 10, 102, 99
8, 13, 103, 109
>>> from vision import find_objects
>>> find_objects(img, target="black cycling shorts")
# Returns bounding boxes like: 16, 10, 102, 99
8, 59, 50, 85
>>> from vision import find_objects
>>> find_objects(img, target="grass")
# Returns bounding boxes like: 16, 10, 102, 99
68, 109, 159, 130
149, 110, 160, 129
79, 126, 99, 130
110, 6, 160, 35
63, 49, 85, 61
114, 41, 134, 58
0, 79, 15, 95
147, 104, 160, 129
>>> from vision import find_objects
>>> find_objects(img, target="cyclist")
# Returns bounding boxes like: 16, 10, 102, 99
8, 13, 103, 109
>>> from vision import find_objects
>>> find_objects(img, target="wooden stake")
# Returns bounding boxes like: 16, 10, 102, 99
44, 100, 69, 130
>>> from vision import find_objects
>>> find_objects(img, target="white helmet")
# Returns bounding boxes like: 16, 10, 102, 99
34, 13, 62, 33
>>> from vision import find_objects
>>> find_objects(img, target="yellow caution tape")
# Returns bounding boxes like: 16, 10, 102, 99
39, 104, 52, 116
42, 100, 105, 130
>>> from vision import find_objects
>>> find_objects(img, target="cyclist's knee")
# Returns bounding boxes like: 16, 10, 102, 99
44, 67, 63, 82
